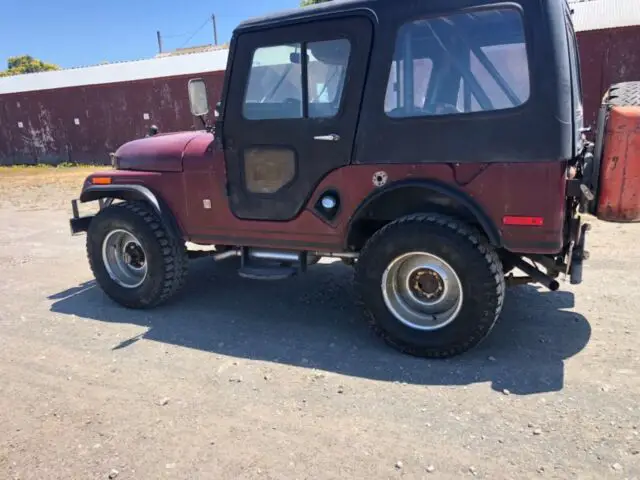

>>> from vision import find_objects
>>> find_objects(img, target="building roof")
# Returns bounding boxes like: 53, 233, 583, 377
155, 44, 228, 58
570, 0, 640, 32
0, 48, 229, 95
2, 0, 639, 96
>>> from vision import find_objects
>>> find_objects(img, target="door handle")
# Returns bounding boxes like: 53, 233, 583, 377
314, 134, 340, 142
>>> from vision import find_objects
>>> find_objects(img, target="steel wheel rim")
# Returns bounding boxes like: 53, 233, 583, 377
101, 229, 148, 289
381, 251, 463, 331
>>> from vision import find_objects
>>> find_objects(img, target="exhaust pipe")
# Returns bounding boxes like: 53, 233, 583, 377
510, 256, 560, 291
319, 252, 359, 259
211, 249, 240, 262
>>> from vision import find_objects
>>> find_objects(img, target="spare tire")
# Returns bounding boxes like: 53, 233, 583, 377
593, 82, 640, 222
604, 81, 640, 107
586, 82, 640, 212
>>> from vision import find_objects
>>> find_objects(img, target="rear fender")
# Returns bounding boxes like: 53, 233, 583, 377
346, 180, 501, 250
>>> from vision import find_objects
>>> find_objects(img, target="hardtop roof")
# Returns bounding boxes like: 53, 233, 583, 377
235, 0, 564, 32
236, 0, 376, 31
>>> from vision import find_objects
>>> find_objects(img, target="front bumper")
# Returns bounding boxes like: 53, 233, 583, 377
69, 199, 96, 235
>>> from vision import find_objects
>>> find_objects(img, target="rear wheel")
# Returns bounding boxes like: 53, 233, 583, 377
87, 201, 188, 309
355, 213, 505, 358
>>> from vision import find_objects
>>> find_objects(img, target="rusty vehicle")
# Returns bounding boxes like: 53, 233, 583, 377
69, 0, 640, 358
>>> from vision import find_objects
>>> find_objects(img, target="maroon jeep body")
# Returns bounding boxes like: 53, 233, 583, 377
69, 0, 611, 358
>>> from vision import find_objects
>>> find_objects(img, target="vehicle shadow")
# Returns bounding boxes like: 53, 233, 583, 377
49, 258, 591, 395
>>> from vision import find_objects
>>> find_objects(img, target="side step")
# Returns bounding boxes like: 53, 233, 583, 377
200, 247, 359, 281
238, 248, 308, 281
238, 265, 297, 281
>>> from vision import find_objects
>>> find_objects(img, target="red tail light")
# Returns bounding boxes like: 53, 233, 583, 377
503, 216, 544, 226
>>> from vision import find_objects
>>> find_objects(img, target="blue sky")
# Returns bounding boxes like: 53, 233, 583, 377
0, 0, 301, 69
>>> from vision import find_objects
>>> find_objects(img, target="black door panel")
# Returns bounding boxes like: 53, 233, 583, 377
222, 16, 373, 221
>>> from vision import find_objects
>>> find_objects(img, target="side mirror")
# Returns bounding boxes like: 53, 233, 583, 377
188, 78, 209, 117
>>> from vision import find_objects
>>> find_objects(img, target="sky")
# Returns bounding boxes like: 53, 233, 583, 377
0, 0, 302, 69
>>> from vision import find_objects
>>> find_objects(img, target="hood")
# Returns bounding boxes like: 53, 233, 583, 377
114, 131, 210, 172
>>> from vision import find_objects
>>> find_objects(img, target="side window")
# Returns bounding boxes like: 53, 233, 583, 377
385, 58, 434, 113
244, 44, 303, 120
385, 8, 530, 118
457, 41, 530, 113
308, 39, 351, 118
243, 39, 351, 120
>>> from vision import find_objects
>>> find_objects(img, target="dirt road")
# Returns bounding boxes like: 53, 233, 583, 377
0, 168, 638, 479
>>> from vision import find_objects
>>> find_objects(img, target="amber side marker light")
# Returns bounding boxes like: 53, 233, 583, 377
503, 216, 544, 226
91, 177, 112, 185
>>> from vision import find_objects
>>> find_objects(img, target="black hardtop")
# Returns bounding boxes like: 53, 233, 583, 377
236, 0, 372, 31
231, 0, 581, 164
236, 0, 572, 32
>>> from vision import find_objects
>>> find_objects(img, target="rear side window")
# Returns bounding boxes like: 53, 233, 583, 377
385, 8, 530, 118
385, 58, 434, 113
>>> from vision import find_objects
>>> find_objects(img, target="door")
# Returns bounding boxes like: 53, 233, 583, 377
222, 16, 373, 221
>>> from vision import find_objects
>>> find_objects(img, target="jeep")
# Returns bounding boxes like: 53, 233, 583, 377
69, 0, 640, 358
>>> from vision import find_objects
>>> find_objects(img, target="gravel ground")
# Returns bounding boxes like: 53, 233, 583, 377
0, 168, 639, 479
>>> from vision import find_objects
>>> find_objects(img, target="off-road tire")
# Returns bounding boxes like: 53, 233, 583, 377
87, 201, 189, 309
605, 81, 640, 107
354, 213, 505, 358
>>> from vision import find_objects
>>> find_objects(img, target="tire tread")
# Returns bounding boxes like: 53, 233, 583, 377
87, 201, 188, 308
606, 81, 640, 107
355, 213, 505, 358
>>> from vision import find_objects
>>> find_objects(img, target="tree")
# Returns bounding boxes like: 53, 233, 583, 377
301, 0, 331, 6
0, 55, 60, 77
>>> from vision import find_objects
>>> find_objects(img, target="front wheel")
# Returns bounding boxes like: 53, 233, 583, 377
355, 214, 505, 358
86, 201, 188, 309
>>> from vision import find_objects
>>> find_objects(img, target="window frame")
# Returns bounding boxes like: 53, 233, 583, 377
564, 11, 583, 115
383, 4, 533, 121
241, 36, 353, 122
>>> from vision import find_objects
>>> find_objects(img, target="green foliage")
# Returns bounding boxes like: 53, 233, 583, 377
0, 55, 60, 77
301, 0, 331, 6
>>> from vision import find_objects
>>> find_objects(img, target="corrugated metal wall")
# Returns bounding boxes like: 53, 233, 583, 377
1, 24, 640, 165
0, 71, 224, 165
577, 25, 640, 129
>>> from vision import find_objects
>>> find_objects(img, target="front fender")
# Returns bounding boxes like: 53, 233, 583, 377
80, 184, 161, 212
71, 184, 182, 238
